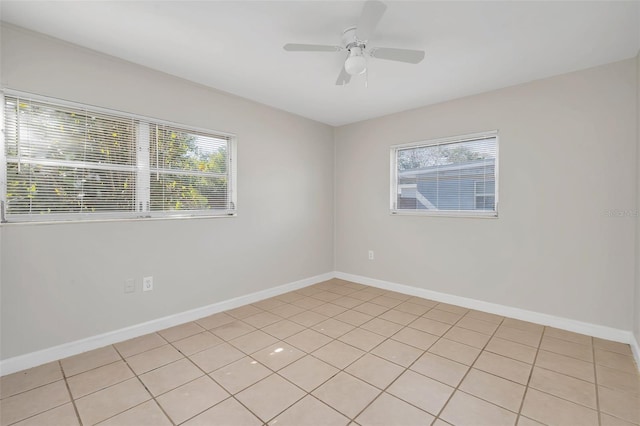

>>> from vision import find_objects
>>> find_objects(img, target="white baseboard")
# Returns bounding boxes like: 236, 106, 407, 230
631, 333, 640, 370
3, 270, 639, 376
335, 272, 637, 347
0, 272, 334, 376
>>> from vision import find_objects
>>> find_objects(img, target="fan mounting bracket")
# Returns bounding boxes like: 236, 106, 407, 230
342, 27, 366, 52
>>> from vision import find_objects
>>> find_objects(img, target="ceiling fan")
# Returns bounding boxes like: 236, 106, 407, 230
283, 0, 425, 85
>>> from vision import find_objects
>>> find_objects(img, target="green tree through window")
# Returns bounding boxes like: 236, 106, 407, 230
150, 126, 229, 211
2, 94, 235, 222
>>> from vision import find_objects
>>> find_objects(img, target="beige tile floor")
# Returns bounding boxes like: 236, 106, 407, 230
1, 279, 639, 426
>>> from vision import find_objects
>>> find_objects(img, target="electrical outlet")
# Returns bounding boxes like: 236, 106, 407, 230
124, 278, 135, 293
368, 250, 374, 260
143, 276, 153, 292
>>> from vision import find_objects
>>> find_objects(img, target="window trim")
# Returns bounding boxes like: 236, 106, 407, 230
1, 89, 237, 224
390, 130, 499, 218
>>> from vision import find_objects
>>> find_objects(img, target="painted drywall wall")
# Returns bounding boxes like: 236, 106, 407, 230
0, 25, 335, 359
335, 59, 637, 331
635, 51, 640, 347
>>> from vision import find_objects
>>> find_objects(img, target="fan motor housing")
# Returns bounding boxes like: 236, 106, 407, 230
342, 27, 364, 50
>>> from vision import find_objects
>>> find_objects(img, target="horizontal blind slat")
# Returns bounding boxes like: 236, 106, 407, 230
3, 93, 235, 222
393, 132, 498, 215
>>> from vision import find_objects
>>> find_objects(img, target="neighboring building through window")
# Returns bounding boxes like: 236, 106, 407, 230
1, 92, 236, 222
391, 131, 498, 217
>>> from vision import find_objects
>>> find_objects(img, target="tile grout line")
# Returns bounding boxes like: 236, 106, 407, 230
182, 284, 362, 424
12, 353, 141, 425
59, 360, 84, 426
514, 324, 546, 425
340, 300, 502, 423
346, 304, 455, 422
150, 297, 327, 424
592, 336, 602, 426
163, 331, 270, 425
4, 280, 637, 426
109, 340, 180, 426
226, 287, 553, 424
297, 288, 417, 422
3, 364, 80, 426
212, 285, 370, 423
259, 289, 400, 423
244, 286, 413, 423
429, 310, 509, 424
525, 330, 622, 421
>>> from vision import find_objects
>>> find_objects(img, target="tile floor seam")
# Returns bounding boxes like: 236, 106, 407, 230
304, 393, 355, 425
592, 335, 603, 426
596, 380, 640, 396
346, 303, 499, 423
273, 355, 338, 394
328, 292, 615, 421
240, 373, 307, 424
429, 309, 507, 423
6, 363, 80, 426
0, 377, 67, 401
93, 399, 160, 426
60, 360, 84, 426
174, 395, 248, 426
523, 325, 599, 425
111, 332, 171, 363
64, 359, 134, 401
262, 298, 436, 421
594, 348, 639, 371
531, 364, 598, 387
111, 341, 175, 426
195, 326, 335, 423
524, 381, 606, 416
3, 397, 72, 426
0, 364, 69, 402
520, 331, 610, 415
225, 395, 269, 426
263, 344, 370, 414
169, 332, 220, 357
3, 280, 639, 426
481, 349, 533, 367
539, 343, 600, 365
514, 323, 544, 425
184, 349, 268, 426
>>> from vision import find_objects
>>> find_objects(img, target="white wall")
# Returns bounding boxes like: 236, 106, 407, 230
635, 52, 640, 347
0, 25, 335, 360
1, 23, 638, 363
335, 59, 637, 331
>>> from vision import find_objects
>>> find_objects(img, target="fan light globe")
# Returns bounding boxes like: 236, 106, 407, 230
345, 48, 367, 75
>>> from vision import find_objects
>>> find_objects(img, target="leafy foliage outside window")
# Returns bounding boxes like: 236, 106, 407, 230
397, 143, 488, 171
2, 94, 235, 222
4, 98, 136, 215
150, 126, 229, 211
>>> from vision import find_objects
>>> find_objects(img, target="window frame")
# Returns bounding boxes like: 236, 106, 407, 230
1, 90, 237, 224
390, 131, 499, 218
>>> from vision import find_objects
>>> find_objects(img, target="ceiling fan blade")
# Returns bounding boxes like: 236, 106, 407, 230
284, 43, 343, 52
335, 64, 352, 86
369, 47, 425, 64
356, 0, 387, 41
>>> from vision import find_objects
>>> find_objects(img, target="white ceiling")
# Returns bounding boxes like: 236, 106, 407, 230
1, 1, 639, 126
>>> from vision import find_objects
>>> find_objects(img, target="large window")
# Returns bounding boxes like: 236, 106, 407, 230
1, 92, 236, 222
391, 131, 498, 217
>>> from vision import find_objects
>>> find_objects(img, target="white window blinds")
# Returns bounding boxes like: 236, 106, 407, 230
391, 131, 498, 217
150, 124, 231, 212
2, 92, 236, 222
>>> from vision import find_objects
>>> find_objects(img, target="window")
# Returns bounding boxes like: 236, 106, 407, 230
391, 131, 498, 217
1, 92, 236, 222
474, 181, 495, 210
